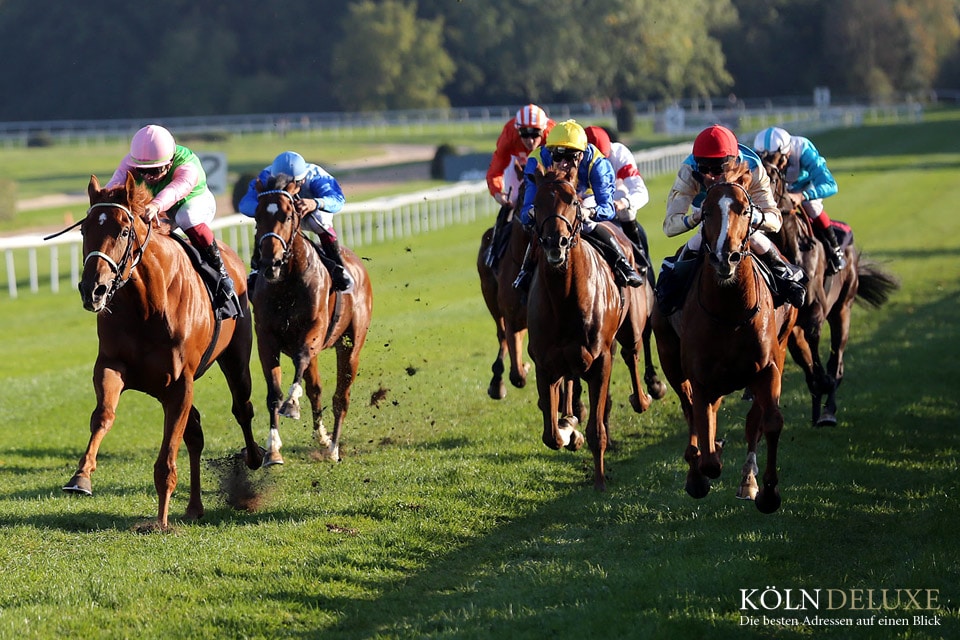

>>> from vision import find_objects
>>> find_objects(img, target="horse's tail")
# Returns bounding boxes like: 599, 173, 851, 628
855, 256, 900, 309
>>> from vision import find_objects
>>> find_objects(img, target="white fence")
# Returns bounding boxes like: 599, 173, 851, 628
0, 143, 694, 299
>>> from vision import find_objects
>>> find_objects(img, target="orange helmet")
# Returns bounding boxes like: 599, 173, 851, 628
514, 104, 548, 130
693, 125, 738, 158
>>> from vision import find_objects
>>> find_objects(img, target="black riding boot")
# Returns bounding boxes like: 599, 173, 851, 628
248, 244, 261, 289
512, 240, 535, 292
813, 223, 846, 275
485, 203, 513, 268
588, 224, 644, 288
619, 219, 650, 278
320, 236, 355, 292
759, 249, 807, 308
200, 240, 238, 302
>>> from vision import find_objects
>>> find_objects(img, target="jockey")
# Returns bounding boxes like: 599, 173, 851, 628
583, 125, 652, 276
513, 119, 644, 291
753, 126, 846, 274
106, 124, 238, 308
660, 124, 806, 310
483, 104, 556, 268
238, 151, 353, 292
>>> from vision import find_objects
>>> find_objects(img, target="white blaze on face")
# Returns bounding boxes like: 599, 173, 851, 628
711, 195, 734, 255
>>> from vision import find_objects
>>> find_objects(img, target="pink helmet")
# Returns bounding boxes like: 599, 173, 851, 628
129, 125, 176, 168
514, 104, 548, 130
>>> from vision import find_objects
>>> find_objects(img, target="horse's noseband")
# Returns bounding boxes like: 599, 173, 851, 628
82, 202, 151, 303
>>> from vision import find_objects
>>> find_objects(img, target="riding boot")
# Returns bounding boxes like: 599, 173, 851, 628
619, 219, 650, 278
320, 235, 355, 292
512, 240, 536, 292
200, 240, 238, 302
589, 224, 644, 288
813, 223, 846, 275
485, 203, 512, 268
248, 244, 261, 289
758, 249, 807, 308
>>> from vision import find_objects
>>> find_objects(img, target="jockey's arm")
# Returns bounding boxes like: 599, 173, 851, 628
304, 173, 345, 213
663, 165, 701, 237
152, 162, 201, 213
796, 141, 839, 201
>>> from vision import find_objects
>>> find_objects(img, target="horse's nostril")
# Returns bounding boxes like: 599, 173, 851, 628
729, 252, 742, 264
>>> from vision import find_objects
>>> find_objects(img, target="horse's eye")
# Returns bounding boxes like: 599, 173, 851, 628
120, 228, 130, 238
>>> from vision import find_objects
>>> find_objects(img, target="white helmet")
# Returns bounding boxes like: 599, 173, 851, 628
753, 127, 791, 156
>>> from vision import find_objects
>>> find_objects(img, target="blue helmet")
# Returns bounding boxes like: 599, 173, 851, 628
270, 151, 308, 180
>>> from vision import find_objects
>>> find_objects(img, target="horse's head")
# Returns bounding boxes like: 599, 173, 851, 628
700, 164, 755, 282
761, 158, 794, 215
532, 165, 581, 270
254, 175, 302, 282
78, 173, 152, 313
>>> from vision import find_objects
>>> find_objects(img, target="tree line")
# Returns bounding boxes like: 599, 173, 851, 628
1, 0, 957, 122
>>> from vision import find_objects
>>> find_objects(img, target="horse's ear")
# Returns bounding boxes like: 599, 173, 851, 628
88, 175, 101, 201
124, 170, 137, 196
255, 178, 264, 193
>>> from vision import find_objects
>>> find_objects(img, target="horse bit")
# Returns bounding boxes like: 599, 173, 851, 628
83, 202, 152, 301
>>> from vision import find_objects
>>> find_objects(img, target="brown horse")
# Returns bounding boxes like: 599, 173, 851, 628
526, 165, 664, 490
764, 162, 899, 426
66, 173, 261, 530
651, 166, 797, 513
477, 160, 532, 399
250, 176, 373, 464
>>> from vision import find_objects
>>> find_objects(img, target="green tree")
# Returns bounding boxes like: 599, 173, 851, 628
331, 0, 455, 111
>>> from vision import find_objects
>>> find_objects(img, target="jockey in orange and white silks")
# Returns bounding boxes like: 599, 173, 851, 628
486, 104, 556, 207
238, 151, 354, 292
659, 124, 806, 309
753, 126, 846, 273
106, 124, 237, 306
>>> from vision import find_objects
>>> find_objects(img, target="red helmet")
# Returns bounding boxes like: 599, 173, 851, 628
693, 125, 738, 158
583, 126, 611, 156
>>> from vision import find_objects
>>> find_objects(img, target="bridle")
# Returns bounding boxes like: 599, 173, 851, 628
256, 188, 303, 268
82, 201, 153, 303
702, 180, 754, 258
533, 179, 583, 254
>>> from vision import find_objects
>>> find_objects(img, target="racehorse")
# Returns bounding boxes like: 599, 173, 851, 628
651, 166, 797, 513
65, 173, 261, 530
526, 165, 664, 491
478, 160, 532, 399
250, 176, 373, 464
764, 161, 899, 426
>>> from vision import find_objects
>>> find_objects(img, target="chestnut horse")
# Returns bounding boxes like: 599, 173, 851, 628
477, 161, 532, 399
651, 166, 797, 513
526, 165, 664, 490
250, 176, 372, 464
764, 162, 899, 426
65, 174, 261, 530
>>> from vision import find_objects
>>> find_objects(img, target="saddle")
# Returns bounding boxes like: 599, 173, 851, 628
170, 234, 243, 320
830, 220, 854, 250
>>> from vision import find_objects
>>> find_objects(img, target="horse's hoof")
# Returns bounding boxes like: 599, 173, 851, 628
647, 379, 668, 401
564, 429, 584, 451
63, 476, 93, 496
241, 446, 267, 471
685, 472, 711, 499
736, 473, 759, 501
509, 372, 527, 389
487, 382, 507, 400
280, 403, 301, 420
815, 414, 837, 427
628, 392, 651, 413
755, 487, 782, 514
263, 451, 285, 467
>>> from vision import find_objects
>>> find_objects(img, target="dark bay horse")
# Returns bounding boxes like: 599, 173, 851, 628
651, 166, 797, 513
477, 160, 531, 399
764, 162, 899, 426
66, 174, 261, 530
250, 176, 372, 464
526, 166, 664, 490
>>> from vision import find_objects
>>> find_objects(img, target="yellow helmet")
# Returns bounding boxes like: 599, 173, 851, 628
546, 119, 587, 152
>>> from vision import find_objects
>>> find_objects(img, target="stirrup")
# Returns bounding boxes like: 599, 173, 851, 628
513, 269, 532, 291
826, 248, 846, 275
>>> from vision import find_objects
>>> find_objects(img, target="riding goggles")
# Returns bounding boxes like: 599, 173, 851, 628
518, 127, 543, 139
136, 164, 171, 178
696, 159, 732, 175
550, 147, 582, 163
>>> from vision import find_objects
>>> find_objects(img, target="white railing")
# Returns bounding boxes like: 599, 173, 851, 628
0, 143, 695, 299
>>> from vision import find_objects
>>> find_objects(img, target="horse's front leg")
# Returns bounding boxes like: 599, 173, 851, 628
737, 400, 763, 501
505, 324, 530, 389
154, 378, 194, 530
820, 306, 852, 427
182, 405, 205, 521
257, 336, 285, 467
488, 322, 508, 400
539, 374, 580, 451
585, 360, 613, 491
641, 321, 667, 401
305, 353, 336, 461
64, 362, 125, 496
280, 345, 312, 420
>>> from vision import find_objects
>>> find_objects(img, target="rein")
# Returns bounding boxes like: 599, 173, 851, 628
82, 202, 153, 304
534, 179, 583, 250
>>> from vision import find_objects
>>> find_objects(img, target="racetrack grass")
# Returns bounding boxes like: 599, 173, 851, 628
0, 118, 958, 638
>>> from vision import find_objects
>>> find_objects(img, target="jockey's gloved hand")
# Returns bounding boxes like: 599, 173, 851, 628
750, 207, 764, 228
583, 207, 597, 220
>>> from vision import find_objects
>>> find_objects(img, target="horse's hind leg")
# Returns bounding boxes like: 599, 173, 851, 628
64, 363, 125, 496
182, 405, 205, 521
737, 401, 763, 501
641, 319, 667, 401
218, 327, 262, 470
154, 379, 194, 530
752, 368, 784, 514
820, 304, 852, 427
323, 331, 366, 462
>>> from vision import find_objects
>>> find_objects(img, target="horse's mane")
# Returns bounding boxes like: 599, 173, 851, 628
263, 174, 294, 192
96, 178, 158, 229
